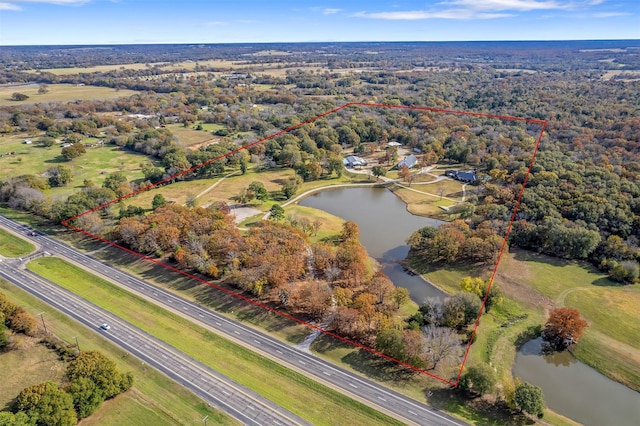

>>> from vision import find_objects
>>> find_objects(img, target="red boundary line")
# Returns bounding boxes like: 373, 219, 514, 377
61, 102, 546, 387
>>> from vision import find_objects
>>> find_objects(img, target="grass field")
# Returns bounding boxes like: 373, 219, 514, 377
25, 257, 403, 426
0, 336, 67, 411
0, 134, 159, 199
0, 228, 35, 257
79, 389, 179, 426
0, 279, 236, 426
0, 84, 138, 106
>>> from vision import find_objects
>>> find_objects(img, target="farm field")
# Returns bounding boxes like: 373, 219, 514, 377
0, 83, 138, 106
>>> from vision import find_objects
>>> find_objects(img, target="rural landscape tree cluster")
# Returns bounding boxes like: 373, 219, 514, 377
1, 41, 639, 423
0, 292, 132, 425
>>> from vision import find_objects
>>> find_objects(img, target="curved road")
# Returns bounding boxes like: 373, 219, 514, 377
0, 215, 465, 426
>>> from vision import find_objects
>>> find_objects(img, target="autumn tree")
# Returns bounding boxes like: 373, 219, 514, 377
340, 220, 360, 241
515, 382, 545, 418
398, 164, 411, 181
542, 307, 588, 350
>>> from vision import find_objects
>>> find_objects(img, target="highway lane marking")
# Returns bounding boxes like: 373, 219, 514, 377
348, 383, 358, 388
408, 410, 417, 416
222, 390, 231, 396
183, 306, 189, 310
298, 360, 306, 365
198, 314, 204, 318
247, 405, 255, 410
234, 331, 240, 335
377, 396, 386, 401
253, 339, 260, 344
276, 350, 283, 354
322, 371, 330, 376
215, 321, 222, 326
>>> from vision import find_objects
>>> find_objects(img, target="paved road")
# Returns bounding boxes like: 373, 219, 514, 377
0, 215, 466, 426
0, 256, 307, 426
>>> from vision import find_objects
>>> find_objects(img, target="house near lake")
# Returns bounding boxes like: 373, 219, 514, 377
397, 154, 418, 169
445, 169, 477, 184
343, 155, 367, 168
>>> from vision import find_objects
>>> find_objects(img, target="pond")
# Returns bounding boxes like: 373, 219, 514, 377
298, 186, 446, 303
513, 338, 640, 425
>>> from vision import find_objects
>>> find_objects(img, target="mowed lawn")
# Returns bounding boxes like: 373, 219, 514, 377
0, 228, 35, 257
0, 84, 138, 106
26, 257, 402, 426
0, 135, 158, 200
494, 248, 640, 391
0, 278, 236, 426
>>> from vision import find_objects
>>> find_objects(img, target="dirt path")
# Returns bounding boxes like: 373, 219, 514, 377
192, 170, 241, 203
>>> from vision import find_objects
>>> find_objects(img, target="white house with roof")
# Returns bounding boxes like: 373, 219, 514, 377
397, 154, 418, 169
343, 155, 367, 168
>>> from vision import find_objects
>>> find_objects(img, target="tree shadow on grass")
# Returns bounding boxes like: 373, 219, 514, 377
429, 388, 532, 426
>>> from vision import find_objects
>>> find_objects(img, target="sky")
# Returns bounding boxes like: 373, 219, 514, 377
0, 0, 638, 45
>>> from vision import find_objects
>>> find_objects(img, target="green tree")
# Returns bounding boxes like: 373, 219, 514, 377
152, 194, 167, 210
269, 204, 285, 221
67, 351, 133, 399
38, 136, 56, 147
11, 93, 29, 101
14, 381, 77, 426
61, 143, 86, 160
281, 176, 302, 199
0, 321, 7, 350
102, 171, 128, 194
248, 181, 269, 203
391, 287, 410, 309
514, 382, 545, 418
372, 166, 386, 179
0, 411, 32, 426
185, 193, 198, 208
67, 377, 104, 418
47, 165, 73, 187
459, 364, 497, 396
375, 329, 406, 361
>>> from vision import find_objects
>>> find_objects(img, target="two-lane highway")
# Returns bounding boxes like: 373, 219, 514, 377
0, 257, 307, 426
0, 215, 465, 426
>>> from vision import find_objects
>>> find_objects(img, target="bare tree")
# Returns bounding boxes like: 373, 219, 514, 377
422, 326, 462, 372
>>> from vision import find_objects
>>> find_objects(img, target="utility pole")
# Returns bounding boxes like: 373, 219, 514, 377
38, 312, 48, 334
74, 336, 80, 353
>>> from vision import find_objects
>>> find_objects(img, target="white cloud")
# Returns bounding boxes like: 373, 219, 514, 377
354, 9, 513, 20
322, 8, 341, 15
592, 11, 630, 17
0, 2, 22, 10
353, 0, 625, 21
203, 21, 226, 27
11, 0, 91, 6
442, 0, 569, 12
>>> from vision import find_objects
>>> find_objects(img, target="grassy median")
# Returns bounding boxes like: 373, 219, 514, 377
0, 278, 235, 426
26, 257, 403, 426
0, 228, 35, 257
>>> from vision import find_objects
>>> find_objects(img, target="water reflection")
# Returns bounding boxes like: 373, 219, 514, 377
299, 187, 445, 303
514, 338, 640, 425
